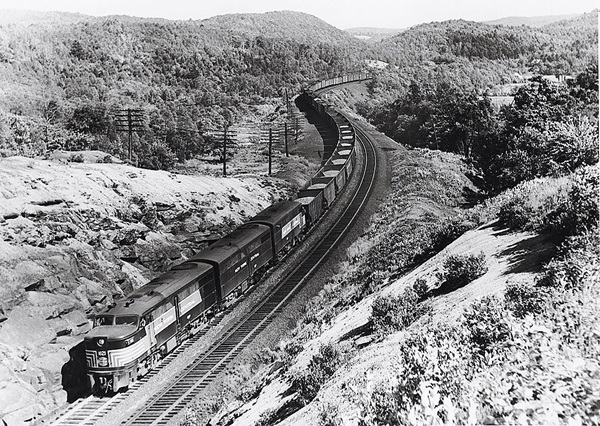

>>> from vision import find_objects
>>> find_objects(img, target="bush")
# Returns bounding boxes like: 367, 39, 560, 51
360, 324, 476, 425
429, 219, 475, 253
545, 165, 599, 239
371, 288, 429, 336
497, 198, 536, 229
412, 278, 428, 299
537, 226, 600, 291
292, 343, 342, 404
465, 175, 571, 230
69, 153, 85, 163
279, 340, 304, 370
438, 252, 488, 292
504, 282, 551, 318
462, 296, 511, 354
318, 404, 342, 426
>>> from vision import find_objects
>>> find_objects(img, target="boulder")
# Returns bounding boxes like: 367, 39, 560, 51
134, 233, 181, 271
29, 345, 70, 380
25, 291, 79, 320
0, 381, 41, 425
76, 277, 111, 307
113, 223, 150, 245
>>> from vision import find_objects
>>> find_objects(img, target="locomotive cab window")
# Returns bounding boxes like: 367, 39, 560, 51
115, 315, 139, 327
94, 315, 114, 327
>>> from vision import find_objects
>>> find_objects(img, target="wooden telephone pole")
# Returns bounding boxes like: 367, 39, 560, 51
268, 128, 272, 176
115, 108, 144, 162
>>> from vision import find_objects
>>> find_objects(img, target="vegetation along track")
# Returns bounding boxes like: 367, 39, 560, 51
48, 113, 378, 426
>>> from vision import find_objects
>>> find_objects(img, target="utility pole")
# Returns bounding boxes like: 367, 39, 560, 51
284, 122, 289, 157
268, 128, 272, 176
294, 116, 299, 144
223, 125, 228, 177
115, 108, 144, 162
284, 88, 290, 115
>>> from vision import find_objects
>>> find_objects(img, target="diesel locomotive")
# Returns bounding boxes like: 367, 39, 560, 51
84, 86, 358, 393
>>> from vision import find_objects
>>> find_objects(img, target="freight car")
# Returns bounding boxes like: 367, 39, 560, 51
83, 81, 358, 394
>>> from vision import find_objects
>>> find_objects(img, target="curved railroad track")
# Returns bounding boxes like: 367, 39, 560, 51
47, 111, 378, 426
117, 115, 378, 426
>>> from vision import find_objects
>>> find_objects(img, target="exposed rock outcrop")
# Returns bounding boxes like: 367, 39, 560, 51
0, 153, 296, 424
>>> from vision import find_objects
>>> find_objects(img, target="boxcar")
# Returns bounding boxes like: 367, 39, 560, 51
321, 164, 347, 194
295, 191, 324, 225
307, 176, 336, 207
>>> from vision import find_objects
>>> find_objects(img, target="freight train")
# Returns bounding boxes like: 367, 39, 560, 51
84, 86, 358, 394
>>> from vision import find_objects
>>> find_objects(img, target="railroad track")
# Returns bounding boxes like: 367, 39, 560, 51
115, 117, 378, 426
47, 112, 378, 426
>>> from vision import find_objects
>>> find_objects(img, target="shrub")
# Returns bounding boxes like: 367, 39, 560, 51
430, 219, 475, 253
537, 226, 600, 291
360, 325, 476, 425
412, 278, 428, 299
497, 198, 536, 229
318, 403, 342, 426
255, 409, 278, 426
279, 340, 304, 370
69, 153, 85, 163
97, 154, 113, 163
545, 165, 599, 239
462, 296, 511, 354
438, 252, 488, 292
292, 343, 342, 404
504, 282, 551, 318
370, 288, 429, 336
465, 175, 571, 229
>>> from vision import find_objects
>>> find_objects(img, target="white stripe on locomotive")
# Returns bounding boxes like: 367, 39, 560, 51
108, 334, 151, 367
153, 307, 176, 334
281, 212, 305, 238
179, 290, 202, 315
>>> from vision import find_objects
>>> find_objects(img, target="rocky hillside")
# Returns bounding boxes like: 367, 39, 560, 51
0, 114, 323, 425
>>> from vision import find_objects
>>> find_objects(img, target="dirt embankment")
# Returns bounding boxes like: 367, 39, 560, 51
205, 114, 556, 426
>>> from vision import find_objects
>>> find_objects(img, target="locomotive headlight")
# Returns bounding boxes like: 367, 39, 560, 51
97, 338, 106, 347
98, 356, 109, 367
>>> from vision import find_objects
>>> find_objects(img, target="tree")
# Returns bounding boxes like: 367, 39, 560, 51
68, 103, 110, 135
70, 40, 86, 60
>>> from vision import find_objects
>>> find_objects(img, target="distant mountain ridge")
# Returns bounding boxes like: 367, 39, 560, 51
0, 8, 93, 24
483, 13, 581, 27
199, 11, 359, 45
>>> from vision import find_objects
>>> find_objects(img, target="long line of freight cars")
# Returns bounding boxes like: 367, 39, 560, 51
83, 84, 359, 394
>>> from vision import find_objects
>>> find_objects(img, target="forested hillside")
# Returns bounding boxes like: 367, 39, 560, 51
367, 10, 598, 97
359, 11, 598, 196
0, 11, 365, 168
0, 9, 596, 171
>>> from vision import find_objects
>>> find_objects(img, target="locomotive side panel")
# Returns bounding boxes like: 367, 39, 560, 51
248, 201, 305, 257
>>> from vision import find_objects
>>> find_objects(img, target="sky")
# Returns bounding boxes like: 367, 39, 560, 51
1, 0, 598, 29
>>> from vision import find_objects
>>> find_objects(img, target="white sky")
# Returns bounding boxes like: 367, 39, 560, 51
1, 0, 598, 29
